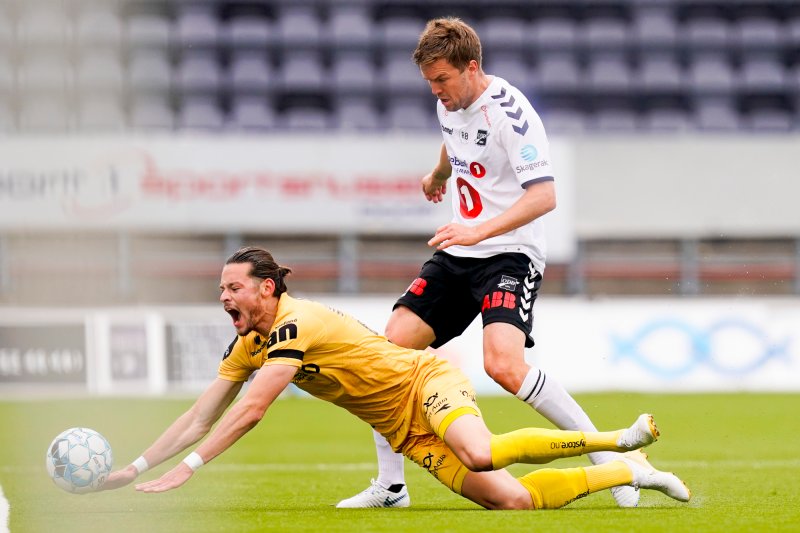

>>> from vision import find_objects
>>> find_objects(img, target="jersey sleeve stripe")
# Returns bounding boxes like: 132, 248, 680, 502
221, 336, 238, 360
521, 176, 555, 188
268, 349, 305, 361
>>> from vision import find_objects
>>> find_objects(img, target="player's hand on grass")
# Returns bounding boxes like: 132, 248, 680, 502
99, 465, 139, 491
422, 172, 447, 203
428, 223, 484, 250
135, 462, 194, 494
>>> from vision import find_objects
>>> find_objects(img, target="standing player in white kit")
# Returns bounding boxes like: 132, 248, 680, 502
337, 17, 649, 509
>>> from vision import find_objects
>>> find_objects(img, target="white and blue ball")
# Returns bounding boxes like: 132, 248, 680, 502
46, 427, 113, 494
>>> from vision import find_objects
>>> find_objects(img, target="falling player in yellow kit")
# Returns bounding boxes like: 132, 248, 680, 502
103, 246, 690, 509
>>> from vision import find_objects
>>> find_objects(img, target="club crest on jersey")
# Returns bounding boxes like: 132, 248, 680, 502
497, 275, 520, 291
476, 129, 488, 146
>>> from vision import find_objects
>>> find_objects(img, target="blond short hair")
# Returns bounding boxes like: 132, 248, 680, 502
412, 17, 482, 71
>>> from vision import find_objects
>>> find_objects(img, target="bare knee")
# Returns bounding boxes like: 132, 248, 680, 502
491, 491, 534, 511
483, 359, 522, 394
384, 307, 434, 350
458, 444, 494, 472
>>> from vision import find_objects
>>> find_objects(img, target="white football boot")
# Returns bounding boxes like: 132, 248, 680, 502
336, 479, 410, 509
622, 450, 691, 502
617, 413, 660, 450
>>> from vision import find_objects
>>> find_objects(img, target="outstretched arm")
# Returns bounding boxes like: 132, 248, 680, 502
101, 377, 244, 490
135, 363, 297, 493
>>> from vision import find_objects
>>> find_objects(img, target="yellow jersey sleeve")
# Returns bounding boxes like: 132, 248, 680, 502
217, 333, 262, 382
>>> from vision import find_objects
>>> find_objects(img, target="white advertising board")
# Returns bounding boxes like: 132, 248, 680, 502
1, 297, 798, 395
0, 135, 576, 261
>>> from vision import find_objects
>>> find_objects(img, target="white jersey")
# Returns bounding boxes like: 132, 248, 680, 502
437, 75, 554, 272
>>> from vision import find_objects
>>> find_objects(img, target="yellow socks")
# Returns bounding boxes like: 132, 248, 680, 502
517, 461, 633, 509
490, 428, 626, 469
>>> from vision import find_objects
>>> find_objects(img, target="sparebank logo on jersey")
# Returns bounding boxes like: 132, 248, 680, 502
449, 156, 468, 169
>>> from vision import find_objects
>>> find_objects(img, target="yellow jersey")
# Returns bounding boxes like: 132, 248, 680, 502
217, 294, 452, 449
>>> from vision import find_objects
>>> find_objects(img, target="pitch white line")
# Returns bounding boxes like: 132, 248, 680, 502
3, 458, 798, 475
0, 483, 9, 533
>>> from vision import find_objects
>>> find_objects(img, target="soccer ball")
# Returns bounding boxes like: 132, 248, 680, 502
46, 427, 113, 494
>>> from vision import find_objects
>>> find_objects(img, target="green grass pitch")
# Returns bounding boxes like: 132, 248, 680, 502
1, 393, 798, 532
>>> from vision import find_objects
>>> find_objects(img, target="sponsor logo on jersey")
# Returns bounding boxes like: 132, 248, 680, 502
515, 160, 550, 174
267, 322, 298, 347
480, 105, 492, 126
449, 156, 468, 168
497, 275, 520, 291
441, 124, 453, 135
521, 144, 538, 161
421, 452, 448, 480
476, 129, 489, 146
407, 277, 427, 296
469, 162, 486, 178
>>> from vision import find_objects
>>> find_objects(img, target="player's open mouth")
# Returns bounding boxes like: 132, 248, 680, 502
226, 308, 241, 325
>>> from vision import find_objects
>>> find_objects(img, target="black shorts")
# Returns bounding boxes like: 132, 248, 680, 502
395, 251, 543, 349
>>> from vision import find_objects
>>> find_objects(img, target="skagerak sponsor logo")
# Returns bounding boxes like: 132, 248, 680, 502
515, 160, 550, 173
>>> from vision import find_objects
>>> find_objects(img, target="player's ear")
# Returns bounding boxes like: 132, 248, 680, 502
260, 278, 276, 297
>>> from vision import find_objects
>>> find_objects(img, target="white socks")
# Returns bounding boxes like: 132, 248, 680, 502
516, 368, 619, 466
373, 428, 406, 488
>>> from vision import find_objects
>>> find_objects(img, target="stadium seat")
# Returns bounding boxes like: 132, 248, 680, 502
126, 13, 171, 49
223, 14, 272, 49
379, 53, 429, 96
641, 108, 693, 132
687, 54, 735, 94
695, 101, 741, 131
683, 15, 730, 49
636, 54, 684, 92
279, 51, 325, 92
586, 54, 632, 93
535, 54, 582, 92
174, 6, 220, 50
19, 95, 71, 132
327, 5, 374, 49
582, 17, 629, 50
127, 50, 172, 93
739, 55, 787, 93
589, 107, 638, 132
483, 52, 531, 94
227, 51, 273, 95
130, 95, 174, 130
386, 98, 436, 131
228, 96, 276, 131
174, 52, 222, 95
333, 98, 381, 131
282, 107, 332, 131
16, 4, 71, 48
276, 6, 322, 49
17, 53, 71, 93
0, 55, 13, 96
735, 16, 784, 49
747, 108, 793, 132
331, 53, 376, 95
380, 16, 425, 51
77, 95, 126, 132
178, 97, 225, 132
542, 107, 586, 135
631, 7, 678, 48
75, 52, 124, 94
530, 17, 577, 51
0, 97, 14, 133
480, 16, 526, 52
75, 6, 124, 50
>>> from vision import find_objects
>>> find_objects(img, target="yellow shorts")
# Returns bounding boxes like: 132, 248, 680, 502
399, 365, 482, 495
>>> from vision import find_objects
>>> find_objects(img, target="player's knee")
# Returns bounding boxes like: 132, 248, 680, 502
483, 360, 518, 393
458, 445, 494, 472
494, 491, 534, 510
